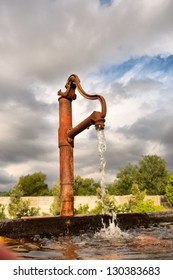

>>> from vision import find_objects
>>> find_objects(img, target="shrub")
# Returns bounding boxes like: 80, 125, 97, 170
165, 173, 173, 207
0, 204, 6, 219
11, 200, 39, 218
8, 183, 39, 218
90, 200, 130, 215
90, 188, 130, 214
132, 200, 164, 213
49, 180, 60, 215
72, 183, 165, 215
129, 183, 164, 212
75, 204, 90, 214
128, 183, 146, 211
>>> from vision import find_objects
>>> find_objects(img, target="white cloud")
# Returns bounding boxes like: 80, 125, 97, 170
0, 0, 173, 190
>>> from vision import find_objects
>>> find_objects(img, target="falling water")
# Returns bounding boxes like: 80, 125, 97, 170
96, 129, 129, 238
96, 129, 107, 213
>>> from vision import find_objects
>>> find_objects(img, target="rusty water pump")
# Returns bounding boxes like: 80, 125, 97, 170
58, 74, 106, 216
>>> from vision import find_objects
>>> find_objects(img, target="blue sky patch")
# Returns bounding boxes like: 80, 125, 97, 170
98, 55, 173, 83
99, 0, 113, 6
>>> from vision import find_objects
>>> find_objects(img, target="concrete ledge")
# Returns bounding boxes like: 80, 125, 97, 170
116, 211, 173, 229
0, 215, 111, 238
1, 211, 173, 238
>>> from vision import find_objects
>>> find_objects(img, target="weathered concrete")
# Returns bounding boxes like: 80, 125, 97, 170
0, 215, 111, 238
116, 211, 173, 229
1, 211, 173, 238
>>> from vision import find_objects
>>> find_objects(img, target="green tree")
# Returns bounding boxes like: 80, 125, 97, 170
111, 155, 168, 195
138, 155, 168, 195
165, 172, 173, 207
110, 163, 139, 195
74, 175, 99, 195
13, 172, 49, 196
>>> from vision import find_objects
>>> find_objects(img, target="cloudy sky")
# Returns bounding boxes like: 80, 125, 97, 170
0, 0, 173, 191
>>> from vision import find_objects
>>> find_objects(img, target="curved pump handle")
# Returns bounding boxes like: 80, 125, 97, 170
59, 74, 107, 118
70, 74, 107, 118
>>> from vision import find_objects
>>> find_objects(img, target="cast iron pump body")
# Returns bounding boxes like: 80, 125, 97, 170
58, 74, 106, 216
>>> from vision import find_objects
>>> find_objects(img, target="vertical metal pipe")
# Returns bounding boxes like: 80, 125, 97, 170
58, 97, 74, 216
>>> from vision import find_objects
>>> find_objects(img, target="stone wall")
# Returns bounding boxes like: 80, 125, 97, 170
0, 195, 164, 217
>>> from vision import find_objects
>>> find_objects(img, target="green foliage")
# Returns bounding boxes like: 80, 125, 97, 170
90, 200, 130, 215
129, 183, 146, 211
129, 183, 164, 213
95, 187, 118, 213
49, 180, 61, 215
75, 204, 90, 214
0, 204, 6, 219
11, 200, 39, 218
90, 187, 130, 214
73, 185, 130, 215
110, 163, 139, 195
165, 172, 173, 207
74, 175, 99, 196
112, 155, 168, 195
132, 200, 164, 213
8, 183, 40, 218
12, 172, 49, 196
89, 203, 102, 214
65, 183, 164, 215
8, 183, 23, 217
138, 155, 168, 195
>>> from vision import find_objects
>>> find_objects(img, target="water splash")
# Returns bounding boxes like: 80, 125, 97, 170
96, 129, 107, 213
95, 214, 130, 241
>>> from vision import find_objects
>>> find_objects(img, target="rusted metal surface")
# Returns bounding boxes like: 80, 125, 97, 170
59, 74, 106, 117
58, 74, 107, 216
58, 97, 74, 216
68, 111, 105, 140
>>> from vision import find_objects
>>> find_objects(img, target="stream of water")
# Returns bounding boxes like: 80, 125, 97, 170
96, 129, 107, 213
96, 129, 106, 189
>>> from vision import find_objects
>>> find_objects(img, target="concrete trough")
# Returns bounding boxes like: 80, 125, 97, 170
1, 211, 173, 239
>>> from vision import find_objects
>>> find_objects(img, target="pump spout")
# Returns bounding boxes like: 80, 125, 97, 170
67, 111, 105, 142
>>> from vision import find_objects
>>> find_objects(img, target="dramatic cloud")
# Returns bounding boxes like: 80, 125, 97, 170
0, 0, 173, 191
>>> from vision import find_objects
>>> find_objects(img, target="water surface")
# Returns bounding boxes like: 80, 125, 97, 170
1, 224, 173, 260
